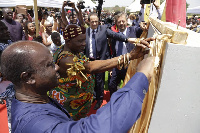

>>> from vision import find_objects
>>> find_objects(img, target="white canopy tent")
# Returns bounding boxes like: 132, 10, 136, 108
81, 0, 97, 9
0, 0, 33, 7
0, 0, 96, 9
187, 6, 200, 14
126, 0, 141, 12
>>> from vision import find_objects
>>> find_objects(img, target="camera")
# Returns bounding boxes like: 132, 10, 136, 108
77, 1, 85, 9
55, 12, 61, 18
66, 1, 73, 6
140, 0, 154, 4
42, 11, 49, 19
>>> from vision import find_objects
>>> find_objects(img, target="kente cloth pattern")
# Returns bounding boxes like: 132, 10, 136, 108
49, 46, 95, 120
0, 83, 15, 133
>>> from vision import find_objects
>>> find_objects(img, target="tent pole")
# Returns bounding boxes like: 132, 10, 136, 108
33, 0, 39, 37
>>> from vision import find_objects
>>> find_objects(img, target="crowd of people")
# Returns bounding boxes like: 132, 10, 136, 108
0, 1, 168, 133
186, 14, 200, 33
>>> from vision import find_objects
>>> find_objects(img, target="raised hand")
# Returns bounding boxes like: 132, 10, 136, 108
129, 37, 155, 60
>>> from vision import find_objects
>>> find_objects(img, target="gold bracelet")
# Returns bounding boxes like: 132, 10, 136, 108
117, 55, 123, 70
117, 56, 121, 70
135, 38, 145, 47
135, 38, 140, 44
132, 38, 139, 47
123, 54, 128, 68
127, 53, 130, 65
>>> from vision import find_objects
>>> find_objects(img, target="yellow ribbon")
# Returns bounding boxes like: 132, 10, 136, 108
66, 57, 88, 88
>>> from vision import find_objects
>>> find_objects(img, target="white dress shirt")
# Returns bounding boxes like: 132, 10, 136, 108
89, 28, 97, 58
115, 28, 128, 55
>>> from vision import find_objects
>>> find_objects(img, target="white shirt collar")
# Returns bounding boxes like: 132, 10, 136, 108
119, 28, 127, 36
90, 28, 97, 34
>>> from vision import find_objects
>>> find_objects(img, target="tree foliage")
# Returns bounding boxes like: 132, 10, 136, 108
103, 5, 125, 12
160, 0, 189, 10
186, 2, 190, 9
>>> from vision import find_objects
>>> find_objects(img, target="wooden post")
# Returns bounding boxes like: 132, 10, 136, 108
33, 0, 39, 37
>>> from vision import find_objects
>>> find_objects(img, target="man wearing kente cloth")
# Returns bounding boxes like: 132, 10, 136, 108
49, 25, 95, 120
49, 24, 154, 120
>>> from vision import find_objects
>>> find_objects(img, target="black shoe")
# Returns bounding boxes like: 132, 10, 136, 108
94, 100, 103, 110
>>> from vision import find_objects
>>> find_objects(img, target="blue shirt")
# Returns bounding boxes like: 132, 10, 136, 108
11, 72, 149, 133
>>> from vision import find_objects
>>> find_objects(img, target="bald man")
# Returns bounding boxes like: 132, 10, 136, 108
1, 41, 155, 133
41, 21, 65, 48
1, 8, 25, 42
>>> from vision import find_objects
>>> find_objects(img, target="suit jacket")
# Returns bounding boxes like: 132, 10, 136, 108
85, 25, 127, 60
111, 26, 143, 57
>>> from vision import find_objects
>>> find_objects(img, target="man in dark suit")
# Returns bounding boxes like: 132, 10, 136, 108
109, 12, 146, 96
85, 12, 138, 110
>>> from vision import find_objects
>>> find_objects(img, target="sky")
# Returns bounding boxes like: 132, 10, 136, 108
102, 0, 200, 8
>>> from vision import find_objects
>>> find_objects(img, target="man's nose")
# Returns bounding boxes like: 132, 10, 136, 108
93, 22, 97, 25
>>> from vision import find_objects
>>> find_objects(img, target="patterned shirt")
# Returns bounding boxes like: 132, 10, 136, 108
0, 83, 15, 133
0, 40, 12, 52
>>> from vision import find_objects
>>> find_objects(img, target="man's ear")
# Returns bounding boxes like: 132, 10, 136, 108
20, 72, 36, 84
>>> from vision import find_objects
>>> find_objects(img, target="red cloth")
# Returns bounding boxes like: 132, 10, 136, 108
111, 25, 119, 33
28, 36, 33, 41
165, 0, 186, 28
0, 101, 9, 133
87, 90, 110, 116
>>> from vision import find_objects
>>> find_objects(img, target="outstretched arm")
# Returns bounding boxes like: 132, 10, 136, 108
51, 12, 58, 32
20, 57, 155, 133
58, 38, 154, 76
106, 28, 142, 44
76, 2, 85, 26
153, 0, 161, 20
61, 1, 69, 27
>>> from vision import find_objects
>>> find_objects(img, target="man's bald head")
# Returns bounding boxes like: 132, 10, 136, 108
44, 21, 53, 32
2, 8, 13, 20
1, 41, 48, 85
2, 8, 10, 14
44, 21, 52, 28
